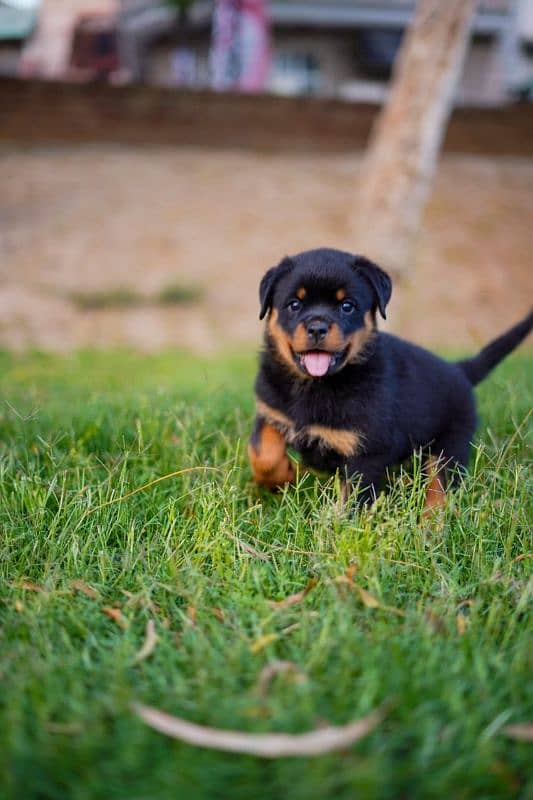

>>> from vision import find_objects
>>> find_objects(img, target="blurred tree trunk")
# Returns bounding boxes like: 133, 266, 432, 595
354, 0, 478, 278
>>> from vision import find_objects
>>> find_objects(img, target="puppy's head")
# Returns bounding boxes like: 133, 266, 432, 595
259, 248, 391, 379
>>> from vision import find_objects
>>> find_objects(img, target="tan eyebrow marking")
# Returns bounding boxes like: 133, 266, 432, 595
336, 289, 346, 301
296, 287, 306, 300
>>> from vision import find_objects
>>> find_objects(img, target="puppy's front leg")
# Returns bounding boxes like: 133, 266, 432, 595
248, 416, 296, 491
345, 455, 387, 506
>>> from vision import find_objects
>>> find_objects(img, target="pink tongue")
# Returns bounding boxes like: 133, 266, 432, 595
302, 351, 331, 377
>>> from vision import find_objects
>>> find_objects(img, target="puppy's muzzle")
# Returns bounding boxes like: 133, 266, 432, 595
306, 318, 330, 345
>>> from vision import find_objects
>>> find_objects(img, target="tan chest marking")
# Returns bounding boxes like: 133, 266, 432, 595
304, 425, 362, 457
256, 399, 362, 458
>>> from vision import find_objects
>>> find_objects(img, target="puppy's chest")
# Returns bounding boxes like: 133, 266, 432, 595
256, 396, 362, 458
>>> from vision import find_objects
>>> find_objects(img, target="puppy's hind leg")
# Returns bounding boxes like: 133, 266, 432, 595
422, 421, 475, 515
248, 416, 296, 491
422, 456, 447, 515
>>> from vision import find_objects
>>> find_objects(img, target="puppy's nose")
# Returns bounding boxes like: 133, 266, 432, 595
306, 319, 330, 343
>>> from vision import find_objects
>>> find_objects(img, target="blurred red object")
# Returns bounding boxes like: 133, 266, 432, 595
68, 12, 118, 81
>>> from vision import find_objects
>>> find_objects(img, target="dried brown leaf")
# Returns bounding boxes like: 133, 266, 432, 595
456, 613, 467, 636
457, 599, 475, 609
14, 600, 25, 613
345, 564, 357, 582
353, 584, 406, 617
250, 633, 279, 654
71, 580, 99, 600
46, 722, 84, 735
186, 606, 197, 626
502, 723, 533, 742
511, 553, 532, 564
333, 575, 353, 586
18, 581, 44, 593
256, 660, 307, 697
333, 566, 357, 597
121, 591, 160, 613
132, 703, 385, 757
237, 538, 270, 561
354, 585, 380, 609
102, 606, 129, 629
280, 622, 300, 635
269, 578, 318, 610
424, 609, 445, 635
133, 619, 158, 664
245, 704, 271, 719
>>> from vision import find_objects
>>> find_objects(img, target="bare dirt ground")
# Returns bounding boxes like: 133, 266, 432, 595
1, 145, 532, 353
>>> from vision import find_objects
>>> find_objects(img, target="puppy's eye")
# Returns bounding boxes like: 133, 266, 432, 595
340, 300, 356, 314
287, 299, 302, 313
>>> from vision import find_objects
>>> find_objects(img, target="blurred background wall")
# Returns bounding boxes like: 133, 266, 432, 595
1, 0, 532, 353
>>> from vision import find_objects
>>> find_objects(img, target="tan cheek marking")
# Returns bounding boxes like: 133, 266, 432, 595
322, 322, 345, 352
267, 309, 303, 377
346, 310, 375, 364
336, 289, 346, 301
248, 422, 296, 490
291, 322, 309, 353
305, 425, 362, 457
296, 287, 306, 300
293, 322, 345, 354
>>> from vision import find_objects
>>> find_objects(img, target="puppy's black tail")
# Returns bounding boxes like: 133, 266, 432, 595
456, 311, 533, 386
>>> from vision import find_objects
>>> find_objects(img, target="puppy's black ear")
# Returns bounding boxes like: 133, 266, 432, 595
353, 256, 392, 319
259, 257, 292, 320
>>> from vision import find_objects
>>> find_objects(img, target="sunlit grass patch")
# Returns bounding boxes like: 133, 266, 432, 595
0, 349, 531, 800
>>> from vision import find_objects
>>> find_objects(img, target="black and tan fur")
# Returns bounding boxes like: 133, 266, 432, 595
249, 248, 532, 510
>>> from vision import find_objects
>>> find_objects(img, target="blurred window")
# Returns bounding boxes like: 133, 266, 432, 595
270, 51, 322, 95
355, 28, 403, 80
171, 47, 198, 86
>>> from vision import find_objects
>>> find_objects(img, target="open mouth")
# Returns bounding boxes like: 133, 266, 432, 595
293, 348, 347, 378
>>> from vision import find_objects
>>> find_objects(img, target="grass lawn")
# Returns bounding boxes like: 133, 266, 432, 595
0, 348, 531, 800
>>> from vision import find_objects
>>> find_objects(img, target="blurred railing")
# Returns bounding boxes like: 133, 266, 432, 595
273, 0, 511, 10
269, 1, 512, 33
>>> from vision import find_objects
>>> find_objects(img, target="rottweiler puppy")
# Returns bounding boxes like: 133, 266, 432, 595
248, 248, 532, 510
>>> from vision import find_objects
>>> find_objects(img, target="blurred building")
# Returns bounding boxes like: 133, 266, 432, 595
266, 0, 532, 105
116, 0, 533, 104
5, 0, 118, 80
0, 0, 40, 75
4, 0, 533, 104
